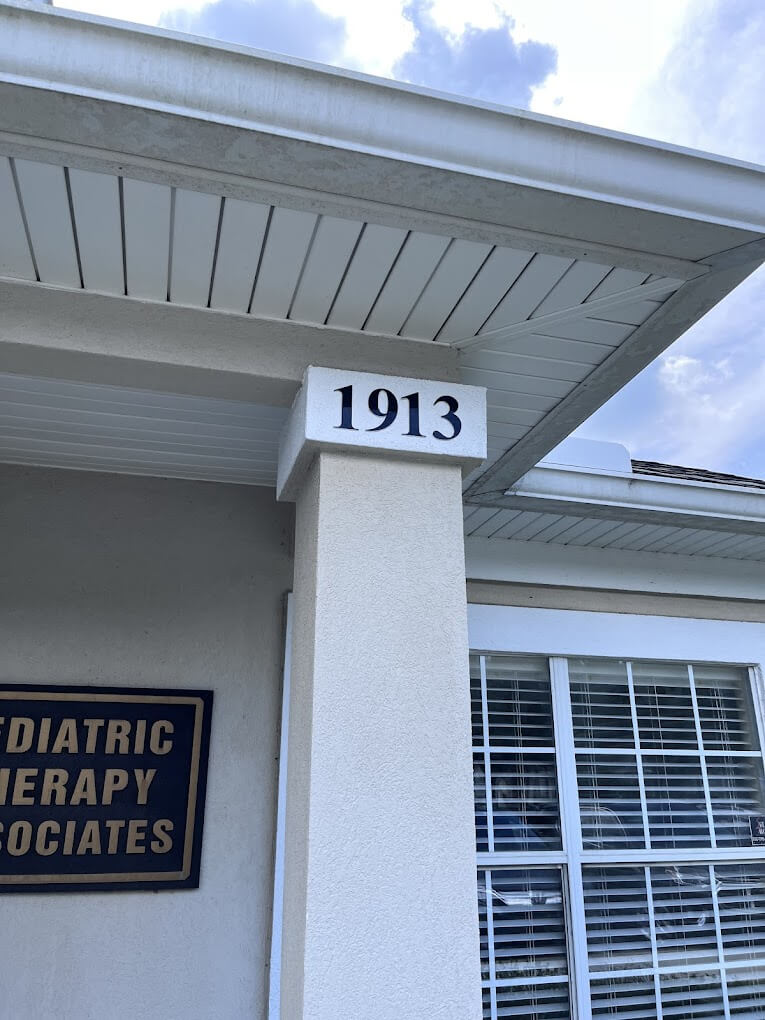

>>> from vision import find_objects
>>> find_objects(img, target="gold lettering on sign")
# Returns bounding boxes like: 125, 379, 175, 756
134, 719, 147, 754
62, 819, 76, 855
69, 769, 98, 806
52, 719, 79, 754
40, 769, 69, 806
82, 719, 105, 753
149, 721, 174, 754
126, 819, 147, 854
11, 768, 37, 806
8, 821, 32, 856
104, 819, 126, 855
36, 717, 51, 753
101, 769, 129, 805
134, 768, 156, 805
7, 718, 34, 753
76, 820, 102, 855
35, 821, 60, 856
105, 720, 131, 755
151, 819, 174, 854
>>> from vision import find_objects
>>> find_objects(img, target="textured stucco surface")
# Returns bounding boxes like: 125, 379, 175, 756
282, 450, 482, 1020
0, 464, 293, 1020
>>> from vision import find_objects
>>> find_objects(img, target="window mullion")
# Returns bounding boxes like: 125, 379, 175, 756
484, 869, 498, 1020
626, 660, 652, 849
550, 655, 592, 1020
644, 866, 664, 1020
708, 863, 732, 1020
479, 655, 495, 854
688, 663, 718, 848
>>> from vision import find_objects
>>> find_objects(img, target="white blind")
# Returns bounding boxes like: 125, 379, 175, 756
571, 659, 634, 748
478, 867, 570, 1019
473, 653, 765, 1020
577, 755, 645, 850
695, 666, 760, 752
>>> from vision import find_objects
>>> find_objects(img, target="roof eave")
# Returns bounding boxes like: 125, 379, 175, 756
466, 461, 765, 536
1, 0, 764, 250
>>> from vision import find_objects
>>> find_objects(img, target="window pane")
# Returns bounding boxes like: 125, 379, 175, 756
659, 972, 725, 1019
577, 754, 645, 850
716, 862, 765, 964
694, 665, 759, 751
727, 966, 765, 1019
650, 866, 718, 968
583, 867, 652, 972
643, 756, 711, 848
478, 868, 568, 981
570, 658, 634, 749
478, 868, 571, 1020
590, 975, 658, 1019
633, 662, 699, 751
708, 756, 765, 847
494, 983, 570, 1019
490, 753, 561, 851
484, 655, 553, 747
474, 753, 490, 853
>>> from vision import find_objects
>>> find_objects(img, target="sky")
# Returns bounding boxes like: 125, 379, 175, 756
54, 0, 765, 477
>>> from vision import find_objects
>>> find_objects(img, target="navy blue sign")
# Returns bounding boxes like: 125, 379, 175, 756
0, 684, 212, 892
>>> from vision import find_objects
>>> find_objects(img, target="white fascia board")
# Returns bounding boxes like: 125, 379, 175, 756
0, 1, 764, 253
494, 462, 765, 532
464, 536, 765, 601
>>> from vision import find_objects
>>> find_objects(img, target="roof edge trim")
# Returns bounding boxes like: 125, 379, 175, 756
1, 1, 764, 235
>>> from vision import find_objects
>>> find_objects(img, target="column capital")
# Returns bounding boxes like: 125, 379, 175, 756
277, 365, 486, 500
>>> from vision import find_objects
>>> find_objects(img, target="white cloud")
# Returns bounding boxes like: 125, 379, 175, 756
576, 1, 765, 476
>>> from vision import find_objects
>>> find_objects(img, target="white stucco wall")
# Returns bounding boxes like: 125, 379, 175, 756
0, 464, 293, 1020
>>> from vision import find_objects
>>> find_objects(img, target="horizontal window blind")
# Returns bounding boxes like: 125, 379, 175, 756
472, 652, 765, 1020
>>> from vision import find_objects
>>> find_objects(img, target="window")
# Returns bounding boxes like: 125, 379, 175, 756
471, 653, 765, 1020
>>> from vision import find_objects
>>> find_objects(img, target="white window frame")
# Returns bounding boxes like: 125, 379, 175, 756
469, 603, 765, 1020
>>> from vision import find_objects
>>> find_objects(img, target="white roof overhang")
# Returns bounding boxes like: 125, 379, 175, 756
464, 462, 765, 561
1, 0, 764, 492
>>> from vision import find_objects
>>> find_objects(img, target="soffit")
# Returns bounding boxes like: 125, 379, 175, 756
0, 152, 695, 491
0, 371, 287, 486
463, 505, 765, 561
464, 463, 765, 561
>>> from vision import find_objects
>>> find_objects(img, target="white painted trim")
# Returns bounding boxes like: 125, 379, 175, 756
550, 656, 592, 1020
268, 593, 293, 1020
502, 462, 765, 525
1, 2, 763, 236
468, 604, 765, 665
464, 536, 765, 601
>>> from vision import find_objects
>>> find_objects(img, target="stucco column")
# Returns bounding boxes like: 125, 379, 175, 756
280, 446, 482, 1020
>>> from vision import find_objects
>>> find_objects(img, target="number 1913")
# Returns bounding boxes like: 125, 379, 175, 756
334, 385, 462, 441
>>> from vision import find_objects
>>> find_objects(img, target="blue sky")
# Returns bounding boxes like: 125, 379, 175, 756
56, 0, 765, 477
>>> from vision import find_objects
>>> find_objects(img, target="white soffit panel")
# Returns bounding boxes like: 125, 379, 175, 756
0, 157, 700, 491
0, 372, 288, 486
68, 168, 123, 295
464, 457, 765, 560
463, 506, 765, 561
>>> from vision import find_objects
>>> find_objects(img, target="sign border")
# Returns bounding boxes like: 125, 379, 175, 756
0, 683, 213, 893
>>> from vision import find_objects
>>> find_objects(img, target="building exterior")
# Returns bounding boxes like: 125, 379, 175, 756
0, 3, 764, 1018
